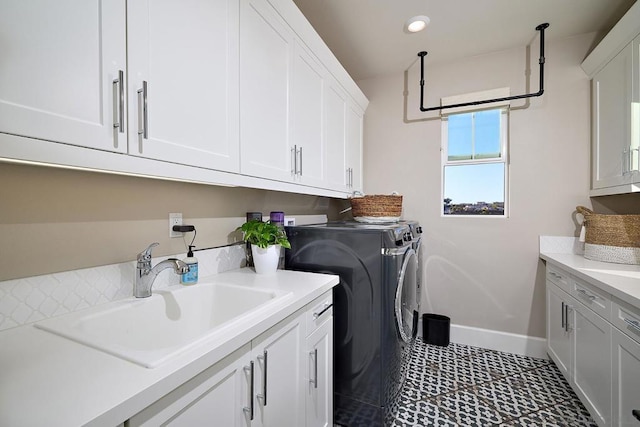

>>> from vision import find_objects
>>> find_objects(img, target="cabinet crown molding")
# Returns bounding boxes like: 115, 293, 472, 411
581, 1, 640, 77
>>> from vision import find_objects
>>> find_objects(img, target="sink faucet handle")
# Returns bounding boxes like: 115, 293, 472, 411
138, 242, 159, 262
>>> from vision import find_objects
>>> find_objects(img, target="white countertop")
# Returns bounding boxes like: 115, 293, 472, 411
0, 268, 338, 427
540, 252, 640, 309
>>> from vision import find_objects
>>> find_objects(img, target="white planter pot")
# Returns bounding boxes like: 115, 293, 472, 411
251, 244, 281, 275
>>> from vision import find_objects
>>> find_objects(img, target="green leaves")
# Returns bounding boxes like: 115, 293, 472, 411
237, 219, 291, 249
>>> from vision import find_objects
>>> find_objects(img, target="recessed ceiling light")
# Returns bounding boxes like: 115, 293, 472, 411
405, 15, 430, 33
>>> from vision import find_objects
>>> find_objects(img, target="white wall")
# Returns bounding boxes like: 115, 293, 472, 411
358, 33, 595, 338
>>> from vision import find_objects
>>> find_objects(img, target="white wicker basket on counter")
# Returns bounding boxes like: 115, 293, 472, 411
577, 206, 640, 265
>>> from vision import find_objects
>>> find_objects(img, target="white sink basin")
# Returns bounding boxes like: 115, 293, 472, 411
35, 282, 293, 368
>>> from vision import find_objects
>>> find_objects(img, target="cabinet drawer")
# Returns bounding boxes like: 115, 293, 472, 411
306, 291, 333, 336
547, 265, 572, 293
570, 278, 611, 321
612, 297, 640, 344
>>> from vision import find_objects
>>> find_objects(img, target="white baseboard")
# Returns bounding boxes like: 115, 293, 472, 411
418, 322, 548, 359
450, 324, 548, 359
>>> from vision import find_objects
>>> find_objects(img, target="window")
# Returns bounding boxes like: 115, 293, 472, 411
442, 108, 508, 216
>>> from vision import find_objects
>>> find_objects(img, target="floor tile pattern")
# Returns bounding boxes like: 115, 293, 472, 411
390, 338, 596, 427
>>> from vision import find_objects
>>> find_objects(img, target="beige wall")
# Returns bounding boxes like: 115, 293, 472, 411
0, 163, 329, 280
358, 33, 599, 338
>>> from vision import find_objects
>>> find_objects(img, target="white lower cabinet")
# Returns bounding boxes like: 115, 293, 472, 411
251, 313, 305, 427
128, 291, 333, 427
545, 265, 640, 427
128, 343, 252, 426
305, 313, 333, 427
612, 328, 640, 426
546, 283, 573, 381
572, 299, 612, 426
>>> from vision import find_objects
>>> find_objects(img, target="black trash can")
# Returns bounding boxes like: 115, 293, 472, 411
422, 314, 450, 346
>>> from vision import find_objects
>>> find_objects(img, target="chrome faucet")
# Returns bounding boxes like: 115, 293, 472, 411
135, 243, 189, 298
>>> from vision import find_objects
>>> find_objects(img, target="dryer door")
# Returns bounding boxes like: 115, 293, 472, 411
395, 248, 418, 343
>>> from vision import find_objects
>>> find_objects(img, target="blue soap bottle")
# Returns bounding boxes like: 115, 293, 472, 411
181, 245, 198, 285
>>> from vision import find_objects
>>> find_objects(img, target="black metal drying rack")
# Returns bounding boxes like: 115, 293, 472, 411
418, 23, 550, 113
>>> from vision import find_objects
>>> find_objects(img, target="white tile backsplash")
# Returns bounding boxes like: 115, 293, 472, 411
0, 243, 247, 331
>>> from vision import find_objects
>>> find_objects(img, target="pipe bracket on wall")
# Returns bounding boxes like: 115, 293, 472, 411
417, 23, 549, 113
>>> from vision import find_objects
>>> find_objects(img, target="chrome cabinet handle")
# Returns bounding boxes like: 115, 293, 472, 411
243, 362, 254, 420
313, 303, 333, 319
298, 146, 303, 176
623, 148, 628, 175
309, 348, 318, 389
576, 288, 596, 301
564, 304, 572, 332
137, 81, 148, 152
257, 350, 268, 406
561, 301, 566, 329
291, 146, 296, 175
623, 147, 630, 176
549, 271, 564, 281
624, 318, 640, 334
631, 148, 640, 173
346, 167, 353, 187
112, 70, 124, 135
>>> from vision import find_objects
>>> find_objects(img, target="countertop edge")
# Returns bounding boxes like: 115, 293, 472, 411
540, 252, 640, 309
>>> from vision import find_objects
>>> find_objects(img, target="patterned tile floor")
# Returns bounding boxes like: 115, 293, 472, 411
389, 338, 597, 426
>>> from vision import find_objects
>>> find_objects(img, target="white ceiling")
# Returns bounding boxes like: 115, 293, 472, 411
292, 0, 637, 81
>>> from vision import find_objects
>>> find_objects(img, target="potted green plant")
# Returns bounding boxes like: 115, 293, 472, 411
237, 219, 291, 274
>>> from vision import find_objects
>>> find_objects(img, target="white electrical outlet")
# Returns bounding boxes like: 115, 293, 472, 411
169, 213, 183, 238
284, 216, 296, 226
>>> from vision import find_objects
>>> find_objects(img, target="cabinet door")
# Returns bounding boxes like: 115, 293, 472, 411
346, 104, 364, 193
546, 282, 573, 382
252, 314, 305, 427
612, 328, 640, 427
306, 318, 333, 427
0, 0, 127, 152
324, 81, 348, 191
592, 42, 634, 190
127, 0, 240, 172
572, 301, 612, 427
240, 0, 294, 182
633, 34, 640, 184
128, 344, 252, 427
291, 40, 325, 188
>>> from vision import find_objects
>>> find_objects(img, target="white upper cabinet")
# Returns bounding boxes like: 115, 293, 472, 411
0, 0, 367, 198
0, 0, 127, 152
240, 0, 293, 182
127, 0, 240, 172
582, 2, 640, 196
324, 82, 364, 194
291, 40, 326, 188
324, 82, 348, 191
346, 104, 364, 193
591, 41, 635, 190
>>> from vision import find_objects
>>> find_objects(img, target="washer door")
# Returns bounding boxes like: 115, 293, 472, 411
395, 248, 418, 343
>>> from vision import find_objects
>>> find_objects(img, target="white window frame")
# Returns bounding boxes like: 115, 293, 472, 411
441, 107, 509, 217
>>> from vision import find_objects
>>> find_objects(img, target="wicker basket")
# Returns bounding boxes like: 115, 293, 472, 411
350, 194, 403, 222
577, 206, 640, 265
